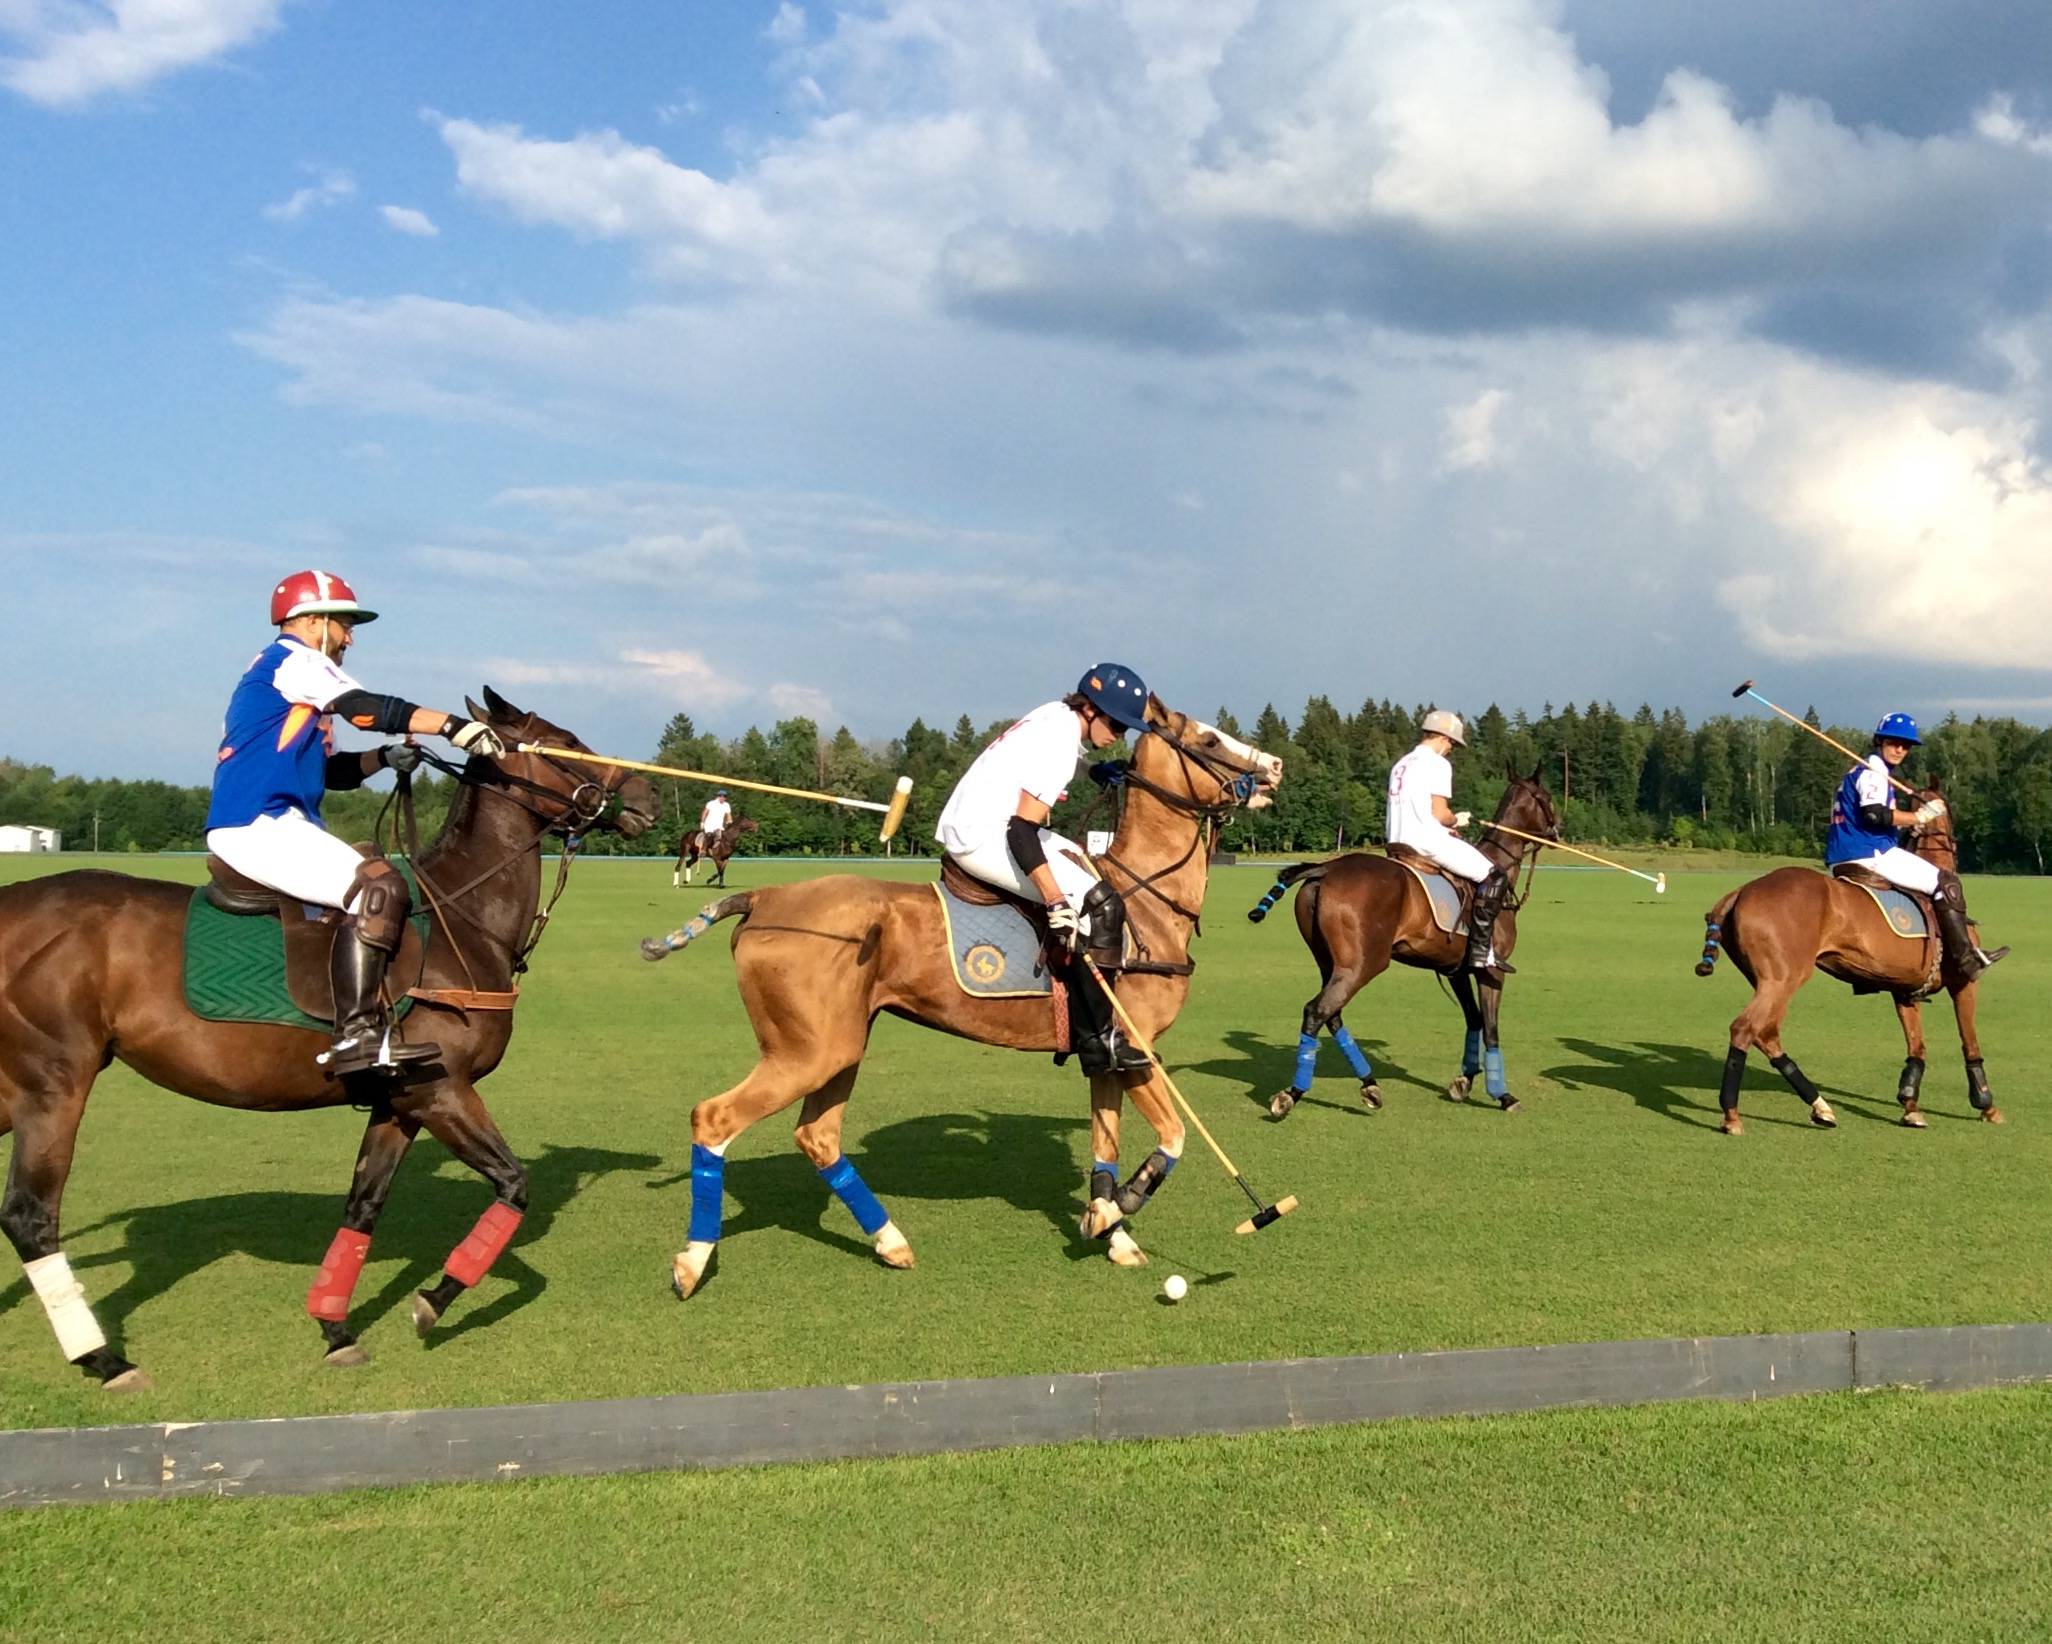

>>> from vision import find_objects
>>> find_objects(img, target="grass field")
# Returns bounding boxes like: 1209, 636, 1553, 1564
1, 850, 2048, 1440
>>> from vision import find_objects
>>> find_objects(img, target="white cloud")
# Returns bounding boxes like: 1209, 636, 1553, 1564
264, 167, 355, 223
1, 0, 284, 108
1975, 93, 2052, 159
1440, 388, 1510, 474
479, 647, 827, 717
379, 204, 438, 237
765, 2, 805, 48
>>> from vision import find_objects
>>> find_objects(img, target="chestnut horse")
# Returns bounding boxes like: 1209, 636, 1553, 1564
1694, 781, 2002, 1135
674, 815, 760, 888
0, 688, 656, 1386
1246, 766, 1561, 1116
644, 699, 1282, 1293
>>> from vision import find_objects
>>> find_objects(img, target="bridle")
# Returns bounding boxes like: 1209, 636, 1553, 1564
1478, 784, 1560, 912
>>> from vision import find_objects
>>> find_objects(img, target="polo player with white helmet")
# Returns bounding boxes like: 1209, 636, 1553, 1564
936, 663, 1154, 1075
1825, 711, 2006, 980
205, 569, 511, 1077
1387, 709, 1514, 980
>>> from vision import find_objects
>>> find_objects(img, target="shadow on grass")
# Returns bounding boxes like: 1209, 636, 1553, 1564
0, 1142, 663, 1356
1182, 1028, 1440, 1116
1539, 1038, 1899, 1132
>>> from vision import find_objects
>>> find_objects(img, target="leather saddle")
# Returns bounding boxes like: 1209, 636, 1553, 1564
939, 853, 1053, 934
204, 854, 428, 1023
1384, 842, 1477, 931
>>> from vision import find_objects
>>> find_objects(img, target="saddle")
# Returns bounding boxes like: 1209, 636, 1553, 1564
1383, 843, 1473, 936
1828, 863, 1933, 939
934, 854, 1057, 1001
196, 854, 429, 1025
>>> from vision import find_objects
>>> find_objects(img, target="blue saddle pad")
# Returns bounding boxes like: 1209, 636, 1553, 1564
1849, 881, 1930, 939
932, 884, 1053, 997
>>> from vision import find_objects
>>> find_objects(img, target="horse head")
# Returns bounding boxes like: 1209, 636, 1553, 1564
1908, 775, 1959, 870
464, 685, 661, 838
736, 817, 762, 834
1494, 758, 1562, 843
1131, 695, 1284, 811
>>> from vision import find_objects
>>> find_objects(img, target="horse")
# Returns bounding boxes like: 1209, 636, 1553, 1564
675, 816, 760, 888
643, 698, 1282, 1294
0, 687, 657, 1387
1693, 780, 2003, 1135
1245, 765, 1562, 1117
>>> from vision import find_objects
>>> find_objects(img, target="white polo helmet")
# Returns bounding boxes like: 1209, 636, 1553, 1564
1421, 709, 1466, 747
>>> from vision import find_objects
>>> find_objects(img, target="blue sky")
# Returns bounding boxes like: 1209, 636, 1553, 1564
4, 1, 2051, 780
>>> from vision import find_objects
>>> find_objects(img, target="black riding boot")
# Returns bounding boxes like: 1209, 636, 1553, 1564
1462, 871, 1516, 980
1066, 964, 1153, 1077
321, 933, 440, 1078
1934, 870, 2007, 983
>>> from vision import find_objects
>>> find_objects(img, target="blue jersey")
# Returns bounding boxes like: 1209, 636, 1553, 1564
207, 638, 361, 830
1824, 756, 1897, 865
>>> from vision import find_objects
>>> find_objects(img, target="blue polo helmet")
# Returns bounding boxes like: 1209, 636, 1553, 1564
1874, 712, 1921, 746
1077, 663, 1149, 733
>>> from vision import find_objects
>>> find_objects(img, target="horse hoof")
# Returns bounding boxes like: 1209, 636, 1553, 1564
1900, 1109, 1928, 1129
1809, 1098, 1837, 1129
1721, 1114, 1744, 1136
1106, 1227, 1148, 1268
1359, 1081, 1383, 1110
103, 1367, 154, 1393
1497, 1096, 1521, 1114
1445, 1076, 1472, 1103
1268, 1088, 1301, 1119
1982, 1107, 2006, 1125
410, 1293, 443, 1338
639, 937, 672, 963
873, 1221, 916, 1270
323, 1342, 371, 1369
671, 1244, 713, 1300
1079, 1197, 1122, 1240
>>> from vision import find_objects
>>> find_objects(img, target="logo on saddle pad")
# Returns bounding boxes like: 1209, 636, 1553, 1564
963, 943, 1007, 984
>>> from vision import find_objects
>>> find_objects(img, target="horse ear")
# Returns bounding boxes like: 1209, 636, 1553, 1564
481, 685, 522, 721
1142, 692, 1170, 730
1530, 760, 1544, 783
1507, 758, 1520, 781
464, 695, 488, 723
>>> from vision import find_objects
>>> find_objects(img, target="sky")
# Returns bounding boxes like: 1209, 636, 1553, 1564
3, 0, 2051, 781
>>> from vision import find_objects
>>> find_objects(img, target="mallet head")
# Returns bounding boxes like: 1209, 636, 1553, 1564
1655, 873, 1667, 895
878, 775, 913, 843
1731, 679, 1755, 698
1234, 1193, 1299, 1235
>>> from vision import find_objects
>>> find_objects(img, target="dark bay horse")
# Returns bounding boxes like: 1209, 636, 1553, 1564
0, 688, 656, 1386
674, 816, 759, 888
1694, 783, 2002, 1135
644, 700, 1282, 1293
1246, 766, 1561, 1116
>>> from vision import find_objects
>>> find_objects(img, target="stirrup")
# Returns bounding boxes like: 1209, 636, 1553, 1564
319, 1022, 441, 1079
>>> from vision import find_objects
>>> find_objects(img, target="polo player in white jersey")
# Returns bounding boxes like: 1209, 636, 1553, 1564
936, 663, 1153, 1076
1386, 709, 1514, 981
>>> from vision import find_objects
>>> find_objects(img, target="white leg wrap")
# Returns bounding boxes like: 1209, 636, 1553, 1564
25, 1252, 107, 1362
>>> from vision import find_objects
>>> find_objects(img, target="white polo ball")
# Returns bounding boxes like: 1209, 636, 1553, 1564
1162, 1274, 1188, 1302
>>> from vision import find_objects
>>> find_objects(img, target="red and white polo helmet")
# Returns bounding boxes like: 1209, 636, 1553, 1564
269, 569, 378, 626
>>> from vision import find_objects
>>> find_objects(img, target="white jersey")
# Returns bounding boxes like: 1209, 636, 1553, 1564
1387, 743, 1454, 850
936, 700, 1084, 856
700, 798, 732, 833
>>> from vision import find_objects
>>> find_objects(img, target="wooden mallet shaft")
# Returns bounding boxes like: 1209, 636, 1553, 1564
1731, 681, 1918, 798
517, 745, 916, 841
1485, 822, 1666, 892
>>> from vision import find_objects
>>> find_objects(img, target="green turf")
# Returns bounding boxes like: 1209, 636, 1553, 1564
1, 852, 2047, 1434
2, 1387, 2048, 1642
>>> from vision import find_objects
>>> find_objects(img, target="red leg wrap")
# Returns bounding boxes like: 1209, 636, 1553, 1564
445, 1202, 523, 1287
306, 1228, 372, 1322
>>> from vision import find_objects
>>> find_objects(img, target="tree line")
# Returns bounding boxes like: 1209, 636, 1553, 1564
7, 697, 2051, 871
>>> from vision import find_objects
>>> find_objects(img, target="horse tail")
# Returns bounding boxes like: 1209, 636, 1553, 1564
1695, 887, 1741, 977
1247, 862, 1326, 924
640, 893, 753, 962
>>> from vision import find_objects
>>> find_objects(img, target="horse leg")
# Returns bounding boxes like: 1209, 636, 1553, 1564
1446, 972, 1485, 1102
712, 852, 727, 890
1477, 977, 1517, 1113
0, 1061, 144, 1389
675, 1051, 844, 1298
1739, 980, 1834, 1131
306, 1101, 422, 1365
1893, 999, 1929, 1130
791, 1068, 913, 1270
1092, 1069, 1186, 1268
1951, 983, 2002, 1123
402, 1079, 530, 1337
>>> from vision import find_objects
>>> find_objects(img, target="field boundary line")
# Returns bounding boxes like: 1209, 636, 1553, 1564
3, 1323, 2048, 1510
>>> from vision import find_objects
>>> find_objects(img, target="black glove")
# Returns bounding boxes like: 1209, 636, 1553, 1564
1088, 760, 1128, 789
1045, 903, 1083, 955
383, 742, 424, 774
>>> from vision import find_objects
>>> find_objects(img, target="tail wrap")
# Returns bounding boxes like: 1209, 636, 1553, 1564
642, 894, 753, 962
1247, 862, 1325, 924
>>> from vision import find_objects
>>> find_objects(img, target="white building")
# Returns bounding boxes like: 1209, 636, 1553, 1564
0, 824, 61, 853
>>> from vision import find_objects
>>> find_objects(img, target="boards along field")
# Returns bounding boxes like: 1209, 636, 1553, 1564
2, 849, 2048, 1429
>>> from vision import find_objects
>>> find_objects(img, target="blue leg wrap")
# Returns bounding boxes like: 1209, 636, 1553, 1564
688, 1143, 726, 1244
1484, 1046, 1507, 1099
1332, 1025, 1373, 1080
1293, 1032, 1319, 1093
1463, 1028, 1484, 1078
819, 1154, 890, 1237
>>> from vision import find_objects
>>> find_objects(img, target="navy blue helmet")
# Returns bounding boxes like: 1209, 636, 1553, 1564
1077, 664, 1149, 733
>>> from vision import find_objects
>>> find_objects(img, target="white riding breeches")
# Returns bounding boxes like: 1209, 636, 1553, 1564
948, 828, 1101, 912
206, 810, 368, 912
1402, 831, 1494, 884
1841, 846, 1940, 896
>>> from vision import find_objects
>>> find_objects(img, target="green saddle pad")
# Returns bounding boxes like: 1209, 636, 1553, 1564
183, 861, 429, 1032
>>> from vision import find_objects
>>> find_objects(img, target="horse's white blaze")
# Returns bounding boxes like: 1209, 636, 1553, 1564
25, 1252, 106, 1361
1180, 716, 1284, 804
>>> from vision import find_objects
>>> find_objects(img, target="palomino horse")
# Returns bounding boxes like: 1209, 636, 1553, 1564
646, 699, 1282, 1294
0, 688, 656, 1386
1246, 766, 1561, 1116
675, 816, 760, 888
1694, 781, 2002, 1134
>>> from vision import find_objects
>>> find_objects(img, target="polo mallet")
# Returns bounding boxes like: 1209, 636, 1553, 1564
1484, 822, 1666, 893
516, 745, 915, 841
1731, 680, 1917, 798
1079, 955, 1298, 1235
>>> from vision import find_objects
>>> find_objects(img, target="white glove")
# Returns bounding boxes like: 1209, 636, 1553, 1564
1913, 797, 1947, 824
446, 718, 507, 758
1452, 810, 1473, 829
1045, 903, 1083, 955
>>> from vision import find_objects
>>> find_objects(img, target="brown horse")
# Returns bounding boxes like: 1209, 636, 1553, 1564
1694, 782, 2002, 1135
674, 816, 760, 888
0, 688, 656, 1386
643, 700, 1282, 1293
1246, 766, 1561, 1116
